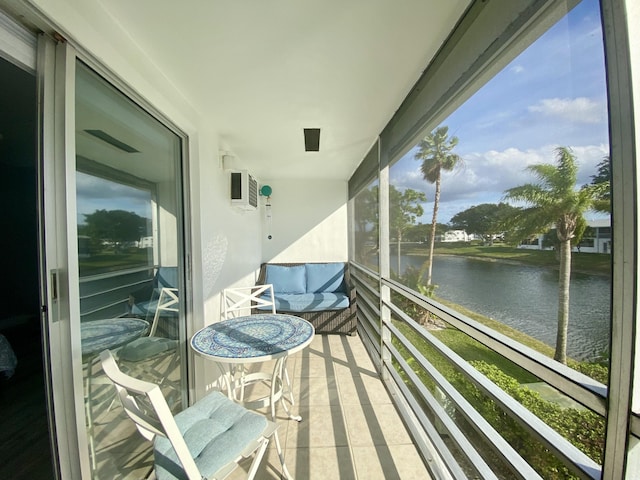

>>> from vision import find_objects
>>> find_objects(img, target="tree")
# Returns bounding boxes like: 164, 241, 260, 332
390, 185, 427, 273
415, 126, 463, 285
82, 209, 148, 249
589, 155, 611, 213
450, 203, 519, 245
503, 147, 603, 364
403, 222, 430, 243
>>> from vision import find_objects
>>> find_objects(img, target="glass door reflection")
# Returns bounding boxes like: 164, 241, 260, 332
75, 61, 185, 478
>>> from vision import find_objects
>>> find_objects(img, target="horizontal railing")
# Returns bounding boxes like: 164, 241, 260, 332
79, 265, 156, 320
350, 261, 605, 480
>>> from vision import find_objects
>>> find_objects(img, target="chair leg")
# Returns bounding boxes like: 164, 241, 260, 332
271, 429, 293, 480
84, 356, 98, 471
245, 437, 270, 480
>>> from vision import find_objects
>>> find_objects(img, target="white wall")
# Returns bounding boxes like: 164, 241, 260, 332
260, 178, 348, 263
27, 1, 350, 322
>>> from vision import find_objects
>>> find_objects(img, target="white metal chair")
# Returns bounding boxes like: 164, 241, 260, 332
221, 284, 276, 319
100, 349, 291, 480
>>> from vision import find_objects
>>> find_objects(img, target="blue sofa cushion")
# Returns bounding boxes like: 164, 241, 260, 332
258, 293, 349, 312
156, 267, 178, 289
306, 263, 346, 293
265, 264, 306, 294
130, 266, 178, 317
130, 293, 180, 318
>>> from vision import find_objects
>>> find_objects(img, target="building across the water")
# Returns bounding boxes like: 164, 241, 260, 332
518, 218, 612, 254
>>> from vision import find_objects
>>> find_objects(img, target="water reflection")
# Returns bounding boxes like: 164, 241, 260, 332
398, 255, 610, 361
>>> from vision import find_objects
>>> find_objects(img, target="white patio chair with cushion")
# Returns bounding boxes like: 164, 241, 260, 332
100, 349, 291, 480
221, 284, 276, 319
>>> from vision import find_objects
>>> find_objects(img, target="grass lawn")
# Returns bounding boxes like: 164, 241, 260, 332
79, 250, 150, 276
405, 242, 611, 276
393, 294, 608, 385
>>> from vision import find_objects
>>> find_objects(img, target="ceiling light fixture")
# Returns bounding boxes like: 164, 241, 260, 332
303, 128, 320, 152
85, 129, 139, 153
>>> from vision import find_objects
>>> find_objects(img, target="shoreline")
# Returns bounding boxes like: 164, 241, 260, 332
405, 250, 611, 277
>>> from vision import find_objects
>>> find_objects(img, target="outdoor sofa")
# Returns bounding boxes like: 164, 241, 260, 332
256, 262, 357, 335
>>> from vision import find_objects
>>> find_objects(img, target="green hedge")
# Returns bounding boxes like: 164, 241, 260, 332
450, 361, 604, 479
392, 322, 604, 478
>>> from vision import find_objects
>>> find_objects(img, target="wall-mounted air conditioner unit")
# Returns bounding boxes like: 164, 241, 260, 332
230, 170, 258, 210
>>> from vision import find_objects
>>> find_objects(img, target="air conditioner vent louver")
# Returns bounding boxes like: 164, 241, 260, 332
230, 170, 258, 210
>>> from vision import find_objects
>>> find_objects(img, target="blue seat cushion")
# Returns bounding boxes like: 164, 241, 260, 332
258, 293, 349, 312
306, 263, 346, 293
130, 293, 158, 317
154, 391, 268, 480
156, 267, 178, 289
131, 290, 180, 317
265, 264, 306, 294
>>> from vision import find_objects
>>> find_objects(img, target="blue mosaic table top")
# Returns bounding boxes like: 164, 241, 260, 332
81, 318, 149, 357
191, 314, 315, 362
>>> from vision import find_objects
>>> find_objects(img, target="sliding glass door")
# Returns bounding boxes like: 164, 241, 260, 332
74, 61, 187, 479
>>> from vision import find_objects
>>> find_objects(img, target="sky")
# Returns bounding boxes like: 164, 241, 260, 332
390, 0, 609, 224
76, 172, 152, 226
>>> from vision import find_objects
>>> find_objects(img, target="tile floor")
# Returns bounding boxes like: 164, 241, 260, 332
229, 334, 433, 480
92, 334, 433, 479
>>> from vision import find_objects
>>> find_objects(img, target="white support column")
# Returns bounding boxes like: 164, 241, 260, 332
625, 0, 640, 475
601, 0, 639, 478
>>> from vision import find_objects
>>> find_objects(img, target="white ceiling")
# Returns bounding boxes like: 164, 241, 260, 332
87, 1, 470, 181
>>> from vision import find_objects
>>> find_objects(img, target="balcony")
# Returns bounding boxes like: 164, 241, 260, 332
0, 0, 637, 478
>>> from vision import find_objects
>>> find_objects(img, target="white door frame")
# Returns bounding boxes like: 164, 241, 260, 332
38, 35, 88, 479
1, 11, 86, 480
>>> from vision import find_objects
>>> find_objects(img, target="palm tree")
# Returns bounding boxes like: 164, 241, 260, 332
503, 147, 606, 364
415, 126, 462, 285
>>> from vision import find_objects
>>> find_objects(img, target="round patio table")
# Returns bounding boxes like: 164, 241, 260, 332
191, 313, 314, 421
81, 317, 150, 357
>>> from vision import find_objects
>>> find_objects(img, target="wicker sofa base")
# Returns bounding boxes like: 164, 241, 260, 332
276, 306, 356, 335
257, 262, 357, 335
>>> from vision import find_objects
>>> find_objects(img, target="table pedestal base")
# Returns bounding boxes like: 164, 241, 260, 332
216, 356, 301, 422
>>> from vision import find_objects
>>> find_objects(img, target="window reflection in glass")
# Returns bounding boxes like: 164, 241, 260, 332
76, 171, 154, 276
75, 61, 185, 478
353, 179, 379, 272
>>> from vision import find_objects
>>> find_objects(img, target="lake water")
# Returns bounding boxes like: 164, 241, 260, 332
398, 255, 611, 362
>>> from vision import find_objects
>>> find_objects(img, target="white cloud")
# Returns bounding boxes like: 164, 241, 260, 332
528, 97, 605, 124
510, 65, 525, 74
391, 143, 609, 223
